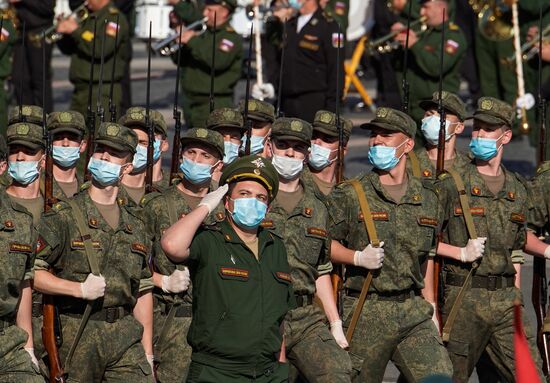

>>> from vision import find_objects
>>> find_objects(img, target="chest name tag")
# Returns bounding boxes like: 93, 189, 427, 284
10, 243, 32, 253
220, 267, 249, 280
131, 243, 148, 256
418, 217, 438, 227
299, 40, 320, 51
260, 220, 274, 228
359, 212, 389, 221
71, 240, 102, 250
307, 227, 327, 238
454, 207, 485, 216
510, 213, 526, 224
276, 272, 292, 283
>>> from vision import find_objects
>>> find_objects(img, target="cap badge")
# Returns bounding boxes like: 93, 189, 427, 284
377, 108, 388, 118
248, 101, 257, 111
196, 128, 208, 138
22, 106, 32, 115
251, 158, 265, 168
130, 111, 144, 121
16, 124, 29, 135
290, 120, 302, 132
480, 99, 493, 111
106, 124, 120, 136
222, 109, 234, 119
59, 112, 72, 123
319, 112, 332, 123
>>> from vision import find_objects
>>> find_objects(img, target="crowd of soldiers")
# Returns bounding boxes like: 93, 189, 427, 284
1, 0, 550, 383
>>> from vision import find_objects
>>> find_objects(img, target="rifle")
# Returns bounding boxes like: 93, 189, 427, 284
40, 29, 66, 383
243, 22, 253, 155
209, 13, 216, 113
145, 21, 154, 193
275, 19, 287, 117
169, 24, 184, 186
331, 23, 344, 314
96, 19, 107, 124
18, 21, 25, 122
532, 6, 550, 373
108, 14, 120, 122
84, 16, 98, 181
401, 0, 413, 113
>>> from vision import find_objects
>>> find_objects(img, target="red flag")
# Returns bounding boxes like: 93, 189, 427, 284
514, 303, 541, 383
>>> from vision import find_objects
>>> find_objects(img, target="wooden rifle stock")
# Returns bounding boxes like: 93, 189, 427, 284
145, 22, 154, 193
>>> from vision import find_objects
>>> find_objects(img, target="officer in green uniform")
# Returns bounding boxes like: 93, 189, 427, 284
0, 12, 16, 137
56, 0, 129, 120
161, 154, 294, 382
141, 127, 225, 382
436, 97, 544, 382
48, 111, 87, 198
322, 0, 349, 32
264, 117, 352, 382
173, 0, 242, 128
0, 134, 43, 382
327, 107, 453, 381
33, 122, 155, 382
238, 98, 276, 157
392, 0, 467, 124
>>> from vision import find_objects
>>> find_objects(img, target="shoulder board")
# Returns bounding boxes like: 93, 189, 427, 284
225, 25, 235, 33
449, 22, 459, 31
513, 172, 529, 190
80, 181, 91, 192
140, 191, 162, 207
51, 200, 70, 213
109, 7, 119, 14
437, 171, 450, 181
536, 161, 550, 175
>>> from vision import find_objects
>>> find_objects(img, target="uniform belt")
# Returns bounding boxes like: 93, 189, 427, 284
162, 304, 192, 318
294, 294, 314, 307
445, 273, 515, 290
346, 288, 420, 302
60, 306, 131, 323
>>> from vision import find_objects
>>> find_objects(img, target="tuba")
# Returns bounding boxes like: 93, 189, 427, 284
472, 0, 513, 41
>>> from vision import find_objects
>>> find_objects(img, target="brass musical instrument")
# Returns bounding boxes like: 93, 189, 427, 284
30, 2, 89, 45
151, 17, 208, 56
470, 0, 513, 41
504, 24, 550, 64
366, 16, 427, 55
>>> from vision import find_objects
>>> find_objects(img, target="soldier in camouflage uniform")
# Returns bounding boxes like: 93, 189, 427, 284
238, 99, 276, 157
48, 111, 87, 198
436, 97, 544, 382
140, 127, 225, 382
327, 107, 453, 382
56, 0, 130, 119
263, 117, 352, 382
118, 107, 171, 209
0, 134, 43, 382
33, 122, 155, 382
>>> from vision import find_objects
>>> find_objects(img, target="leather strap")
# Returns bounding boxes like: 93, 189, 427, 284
345, 179, 379, 343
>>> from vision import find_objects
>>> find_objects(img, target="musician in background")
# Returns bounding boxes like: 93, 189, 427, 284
0, 6, 16, 137
11, 0, 55, 113
56, 0, 130, 120
392, 0, 466, 126
173, 0, 242, 129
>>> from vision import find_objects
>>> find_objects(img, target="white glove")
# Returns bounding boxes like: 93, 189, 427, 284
516, 93, 535, 110
252, 83, 275, 100
353, 241, 385, 270
430, 302, 440, 334
330, 319, 349, 349
544, 246, 550, 260
198, 184, 228, 214
459, 237, 487, 263
161, 268, 190, 293
24, 348, 39, 369
80, 273, 106, 300
146, 354, 156, 381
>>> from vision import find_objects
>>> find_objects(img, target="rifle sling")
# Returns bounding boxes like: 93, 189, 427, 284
441, 169, 478, 343
64, 199, 102, 371
408, 151, 421, 178
345, 179, 380, 343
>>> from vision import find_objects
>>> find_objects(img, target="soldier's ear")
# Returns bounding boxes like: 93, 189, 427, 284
80, 139, 88, 154
120, 162, 134, 177
403, 137, 414, 154
160, 139, 170, 153
454, 122, 465, 135
0, 160, 6, 175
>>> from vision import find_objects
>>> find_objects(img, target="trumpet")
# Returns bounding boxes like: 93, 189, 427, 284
366, 16, 427, 55
504, 24, 550, 64
152, 17, 208, 56
38, 2, 89, 44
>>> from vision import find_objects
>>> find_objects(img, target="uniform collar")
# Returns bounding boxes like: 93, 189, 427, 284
467, 165, 516, 200
218, 218, 273, 247
81, 191, 134, 234
367, 170, 424, 205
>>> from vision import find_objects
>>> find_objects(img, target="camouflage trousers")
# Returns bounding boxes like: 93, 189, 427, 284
57, 313, 152, 382
186, 360, 289, 382
342, 294, 453, 383
153, 306, 192, 383
284, 304, 352, 383
442, 284, 544, 383
0, 324, 44, 382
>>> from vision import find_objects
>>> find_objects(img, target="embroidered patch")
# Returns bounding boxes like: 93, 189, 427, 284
454, 207, 485, 216
220, 267, 249, 279
131, 243, 148, 255
303, 34, 318, 41
507, 191, 515, 200
334, 1, 346, 15
35, 236, 47, 253
445, 39, 459, 55
299, 40, 320, 51
105, 21, 119, 38
304, 207, 313, 217
331, 32, 343, 48
10, 243, 32, 253
424, 45, 435, 53
358, 212, 389, 221
276, 272, 292, 282
307, 227, 327, 237
71, 240, 102, 249
418, 217, 438, 226
81, 30, 94, 42
219, 38, 234, 53
260, 220, 274, 228
471, 186, 481, 196
0, 28, 9, 42
4, 220, 14, 229
89, 217, 99, 228
510, 213, 525, 223
423, 169, 432, 177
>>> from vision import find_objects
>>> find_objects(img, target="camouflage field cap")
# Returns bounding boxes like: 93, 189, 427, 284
473, 97, 514, 127
118, 107, 168, 136
6, 123, 45, 150
205, 0, 237, 11
271, 117, 312, 146
220, 155, 279, 200
418, 91, 469, 121
238, 99, 276, 123
0, 135, 7, 159
312, 110, 353, 139
94, 122, 138, 154
206, 108, 245, 130
180, 127, 225, 159
361, 107, 417, 138
47, 111, 86, 136
8, 105, 44, 125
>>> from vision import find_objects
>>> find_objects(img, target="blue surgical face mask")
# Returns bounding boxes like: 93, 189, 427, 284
240, 135, 266, 155
288, 0, 301, 10
230, 197, 268, 229
309, 143, 335, 170
367, 140, 407, 171
132, 140, 162, 172
8, 161, 40, 185
87, 157, 122, 186
52, 146, 81, 168
421, 115, 456, 146
224, 141, 240, 165
271, 154, 303, 179
179, 157, 215, 185
469, 133, 504, 161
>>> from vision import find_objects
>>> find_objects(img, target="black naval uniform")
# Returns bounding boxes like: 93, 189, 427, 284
12, 0, 55, 113
265, 8, 344, 123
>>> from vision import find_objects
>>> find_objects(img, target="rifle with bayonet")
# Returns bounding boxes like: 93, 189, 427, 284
209, 13, 216, 113
275, 19, 286, 118
243, 23, 253, 155
84, 16, 98, 181
145, 22, 154, 193
532, 6, 550, 374
108, 14, 120, 122
18, 21, 25, 122
96, 19, 107, 124
170, 24, 184, 186
401, 0, 413, 114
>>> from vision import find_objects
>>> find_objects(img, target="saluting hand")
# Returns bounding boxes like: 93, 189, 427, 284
354, 241, 385, 270
198, 184, 229, 214
161, 268, 191, 294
